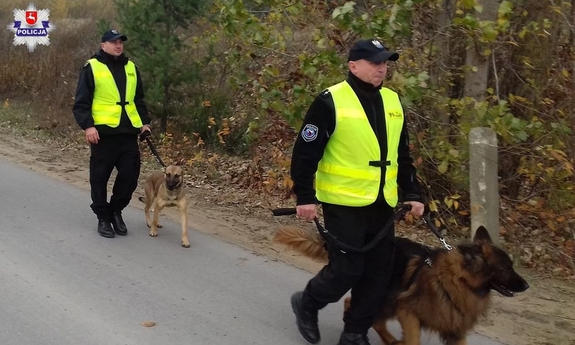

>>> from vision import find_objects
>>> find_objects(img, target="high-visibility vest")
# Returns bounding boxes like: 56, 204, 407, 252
88, 59, 143, 128
315, 81, 404, 207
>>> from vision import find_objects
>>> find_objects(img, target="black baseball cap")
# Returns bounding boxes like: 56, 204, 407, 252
348, 39, 399, 63
101, 29, 127, 43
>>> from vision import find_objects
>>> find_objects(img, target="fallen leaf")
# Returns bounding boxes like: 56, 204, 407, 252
141, 321, 156, 327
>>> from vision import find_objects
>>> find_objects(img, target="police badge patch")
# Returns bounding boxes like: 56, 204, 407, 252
372, 40, 384, 49
301, 124, 319, 142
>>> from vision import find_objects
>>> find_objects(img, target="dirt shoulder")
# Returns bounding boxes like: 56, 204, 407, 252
0, 126, 574, 345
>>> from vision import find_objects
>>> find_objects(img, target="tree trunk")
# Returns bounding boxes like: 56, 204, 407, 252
463, 0, 500, 100
160, 111, 167, 134
432, 0, 456, 125
570, 0, 575, 181
160, 81, 170, 134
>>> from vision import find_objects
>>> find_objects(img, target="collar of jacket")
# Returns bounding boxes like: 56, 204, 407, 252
93, 49, 129, 65
346, 71, 383, 100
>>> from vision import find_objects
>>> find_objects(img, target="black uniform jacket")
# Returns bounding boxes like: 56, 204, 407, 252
72, 50, 150, 136
290, 72, 423, 206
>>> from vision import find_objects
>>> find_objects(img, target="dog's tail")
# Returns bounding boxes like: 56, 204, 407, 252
273, 227, 328, 262
138, 196, 146, 203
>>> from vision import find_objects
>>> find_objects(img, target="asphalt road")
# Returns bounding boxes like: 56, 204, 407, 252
0, 157, 506, 345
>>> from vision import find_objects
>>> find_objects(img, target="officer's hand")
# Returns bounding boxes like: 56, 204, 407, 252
296, 204, 318, 222
404, 201, 425, 217
85, 127, 99, 144
139, 125, 151, 142
140, 124, 151, 134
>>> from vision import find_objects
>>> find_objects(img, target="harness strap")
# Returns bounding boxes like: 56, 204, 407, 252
402, 256, 432, 290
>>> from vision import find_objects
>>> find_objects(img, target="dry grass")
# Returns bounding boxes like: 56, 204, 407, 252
0, 0, 331, 133
0, 0, 116, 128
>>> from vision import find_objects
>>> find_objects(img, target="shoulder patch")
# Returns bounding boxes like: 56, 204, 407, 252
319, 89, 330, 98
301, 124, 319, 142
83, 60, 91, 68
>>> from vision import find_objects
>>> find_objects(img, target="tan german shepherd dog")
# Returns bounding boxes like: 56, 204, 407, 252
274, 225, 529, 345
138, 165, 189, 248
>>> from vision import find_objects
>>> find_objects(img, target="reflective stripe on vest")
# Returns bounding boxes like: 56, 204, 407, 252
88, 59, 143, 128
316, 81, 404, 207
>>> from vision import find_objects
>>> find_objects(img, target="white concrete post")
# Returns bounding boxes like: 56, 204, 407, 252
469, 127, 499, 244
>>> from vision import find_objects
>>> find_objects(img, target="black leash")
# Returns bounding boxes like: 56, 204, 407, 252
273, 204, 453, 252
272, 204, 412, 254
422, 213, 453, 251
140, 130, 167, 168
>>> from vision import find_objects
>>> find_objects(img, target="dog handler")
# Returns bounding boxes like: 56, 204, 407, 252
73, 29, 151, 238
289, 39, 425, 345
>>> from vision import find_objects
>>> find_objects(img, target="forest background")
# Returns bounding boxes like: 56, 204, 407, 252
0, 0, 574, 278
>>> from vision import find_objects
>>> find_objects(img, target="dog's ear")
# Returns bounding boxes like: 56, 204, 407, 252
461, 244, 486, 273
473, 226, 493, 244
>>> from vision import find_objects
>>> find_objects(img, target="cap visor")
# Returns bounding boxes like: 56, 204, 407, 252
106, 34, 128, 42
367, 50, 399, 63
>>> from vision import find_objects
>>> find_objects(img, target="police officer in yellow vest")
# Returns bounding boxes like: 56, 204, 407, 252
289, 39, 425, 345
73, 29, 151, 239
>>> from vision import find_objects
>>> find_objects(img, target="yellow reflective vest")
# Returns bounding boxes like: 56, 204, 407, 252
315, 81, 404, 207
88, 59, 143, 128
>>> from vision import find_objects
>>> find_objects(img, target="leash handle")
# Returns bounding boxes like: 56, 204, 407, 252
394, 203, 412, 220
139, 129, 152, 142
272, 208, 297, 216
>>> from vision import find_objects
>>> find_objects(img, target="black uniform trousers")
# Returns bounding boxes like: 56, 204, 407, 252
302, 201, 396, 334
89, 134, 140, 219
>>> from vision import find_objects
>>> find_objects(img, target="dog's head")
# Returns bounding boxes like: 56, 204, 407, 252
460, 226, 529, 297
164, 165, 183, 191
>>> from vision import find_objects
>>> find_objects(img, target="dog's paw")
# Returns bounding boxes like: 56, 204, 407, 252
182, 242, 190, 248
149, 232, 158, 237
157, 223, 163, 228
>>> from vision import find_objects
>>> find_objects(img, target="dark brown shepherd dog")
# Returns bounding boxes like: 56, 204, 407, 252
274, 225, 529, 345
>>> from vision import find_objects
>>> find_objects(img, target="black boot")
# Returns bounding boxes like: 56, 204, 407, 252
111, 212, 128, 236
291, 291, 320, 344
97, 218, 115, 238
337, 332, 371, 345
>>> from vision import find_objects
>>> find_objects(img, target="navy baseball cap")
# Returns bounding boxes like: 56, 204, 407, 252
348, 39, 399, 63
101, 29, 127, 43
